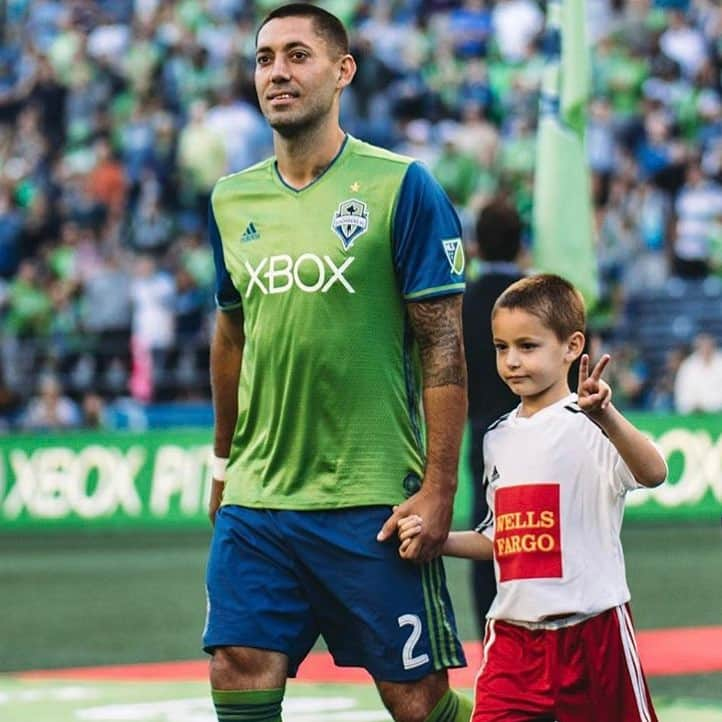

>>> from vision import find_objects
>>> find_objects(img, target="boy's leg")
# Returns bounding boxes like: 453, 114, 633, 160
556, 605, 658, 722
472, 620, 555, 722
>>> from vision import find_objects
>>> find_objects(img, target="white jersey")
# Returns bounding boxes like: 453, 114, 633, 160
479, 394, 658, 624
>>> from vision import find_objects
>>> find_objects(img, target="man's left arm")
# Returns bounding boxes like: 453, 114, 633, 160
377, 293, 467, 562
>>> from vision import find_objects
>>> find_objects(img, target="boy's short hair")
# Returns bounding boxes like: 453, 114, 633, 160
257, 3, 349, 56
493, 274, 586, 340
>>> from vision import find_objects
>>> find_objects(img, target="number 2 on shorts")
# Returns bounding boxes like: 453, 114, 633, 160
398, 614, 431, 670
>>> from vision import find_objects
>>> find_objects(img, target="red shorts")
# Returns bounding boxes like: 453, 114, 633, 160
473, 604, 658, 722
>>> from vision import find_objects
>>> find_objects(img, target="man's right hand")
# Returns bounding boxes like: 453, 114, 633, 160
208, 479, 225, 526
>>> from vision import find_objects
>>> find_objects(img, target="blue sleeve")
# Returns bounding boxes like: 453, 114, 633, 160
208, 199, 242, 311
392, 161, 466, 301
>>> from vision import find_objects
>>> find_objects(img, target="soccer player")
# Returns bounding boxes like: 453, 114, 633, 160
204, 5, 472, 722
398, 274, 667, 722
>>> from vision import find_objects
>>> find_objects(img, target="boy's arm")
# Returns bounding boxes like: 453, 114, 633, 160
587, 404, 666, 488
443, 530, 494, 560
578, 354, 667, 488
398, 517, 494, 560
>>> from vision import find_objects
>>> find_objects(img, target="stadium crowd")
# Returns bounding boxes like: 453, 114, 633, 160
2, 0, 722, 431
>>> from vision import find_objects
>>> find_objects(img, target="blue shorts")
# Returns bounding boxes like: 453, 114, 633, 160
203, 505, 466, 682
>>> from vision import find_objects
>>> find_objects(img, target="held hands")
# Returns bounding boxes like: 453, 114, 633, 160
397, 514, 424, 559
577, 353, 613, 419
376, 484, 452, 562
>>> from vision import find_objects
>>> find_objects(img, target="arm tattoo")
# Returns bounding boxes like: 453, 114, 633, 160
407, 295, 467, 389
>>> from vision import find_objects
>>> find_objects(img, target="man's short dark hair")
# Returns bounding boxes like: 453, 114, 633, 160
257, 3, 349, 56
475, 198, 522, 262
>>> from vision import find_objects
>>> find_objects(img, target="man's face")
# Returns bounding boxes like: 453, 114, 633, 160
255, 16, 345, 137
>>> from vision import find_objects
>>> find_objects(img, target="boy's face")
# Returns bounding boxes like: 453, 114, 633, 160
492, 307, 583, 406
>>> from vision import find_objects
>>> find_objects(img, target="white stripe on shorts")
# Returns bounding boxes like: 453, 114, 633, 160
621, 606, 653, 720
472, 619, 497, 714
480, 618, 496, 675
615, 605, 652, 722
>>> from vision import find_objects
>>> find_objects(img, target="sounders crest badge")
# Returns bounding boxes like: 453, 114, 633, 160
332, 198, 369, 250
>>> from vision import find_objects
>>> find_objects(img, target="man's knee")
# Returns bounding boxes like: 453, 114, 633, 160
209, 646, 288, 690
377, 670, 449, 722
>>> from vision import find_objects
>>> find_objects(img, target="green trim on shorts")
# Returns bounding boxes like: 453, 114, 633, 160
422, 561, 448, 668
422, 560, 462, 669
435, 559, 462, 667
421, 564, 441, 666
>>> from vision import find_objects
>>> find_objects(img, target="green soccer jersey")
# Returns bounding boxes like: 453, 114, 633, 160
209, 135, 465, 509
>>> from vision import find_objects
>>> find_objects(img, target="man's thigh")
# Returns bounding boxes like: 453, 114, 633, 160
203, 505, 319, 675
285, 506, 466, 682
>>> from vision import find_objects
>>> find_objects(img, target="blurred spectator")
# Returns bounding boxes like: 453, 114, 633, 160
627, 179, 671, 288
87, 137, 127, 220
588, 97, 617, 181
448, 0, 492, 59
597, 177, 640, 304
127, 193, 175, 255
672, 159, 722, 278
177, 99, 227, 215
80, 391, 108, 429
28, 54, 67, 148
175, 267, 206, 343
634, 109, 684, 183
394, 119, 440, 168
604, 341, 650, 409
205, 89, 271, 173
659, 10, 708, 80
674, 332, 722, 413
433, 121, 482, 208
129, 255, 176, 401
456, 101, 499, 170
0, 185, 22, 278
491, 0, 543, 63
20, 374, 81, 431
0, 365, 22, 432
4, 259, 52, 337
81, 250, 132, 394
648, 345, 687, 412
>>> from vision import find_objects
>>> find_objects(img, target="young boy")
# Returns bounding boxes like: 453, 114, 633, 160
399, 274, 667, 722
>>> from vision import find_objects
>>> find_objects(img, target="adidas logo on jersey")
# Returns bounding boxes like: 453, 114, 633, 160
241, 222, 260, 242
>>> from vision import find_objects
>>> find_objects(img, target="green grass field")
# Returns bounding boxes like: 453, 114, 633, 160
1, 522, 720, 720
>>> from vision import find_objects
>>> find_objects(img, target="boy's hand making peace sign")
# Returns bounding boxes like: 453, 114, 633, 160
577, 353, 613, 418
